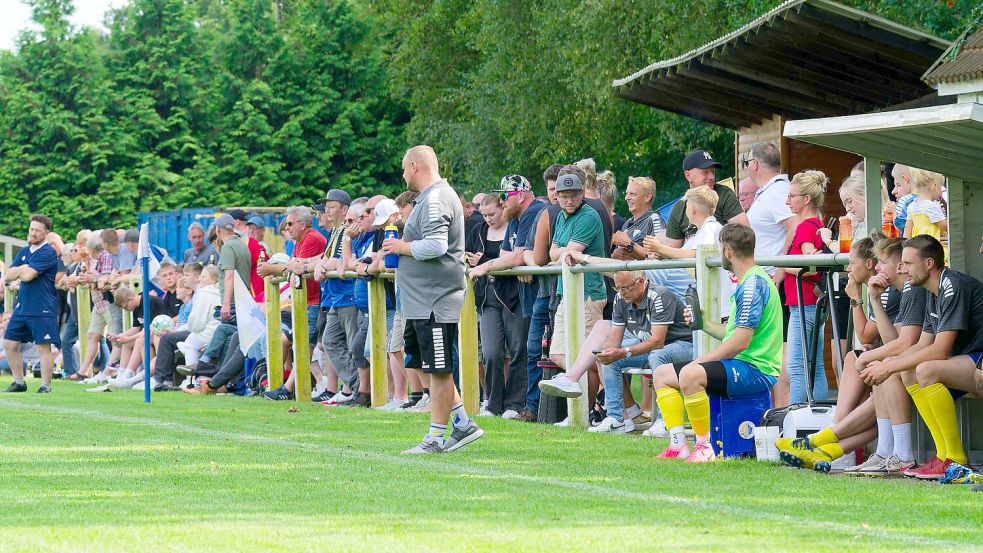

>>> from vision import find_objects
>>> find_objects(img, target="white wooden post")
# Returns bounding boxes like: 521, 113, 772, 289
562, 260, 588, 428
695, 244, 722, 355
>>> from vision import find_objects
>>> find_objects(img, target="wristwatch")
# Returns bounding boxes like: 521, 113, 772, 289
850, 299, 863, 308
625, 242, 635, 252
623, 347, 631, 359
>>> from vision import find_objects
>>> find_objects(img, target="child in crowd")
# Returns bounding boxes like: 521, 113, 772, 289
903, 168, 947, 242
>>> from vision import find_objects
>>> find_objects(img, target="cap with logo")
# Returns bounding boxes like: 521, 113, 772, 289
322, 189, 352, 206
554, 173, 583, 192
496, 174, 532, 192
214, 213, 236, 231
682, 150, 723, 171
227, 209, 248, 221
371, 199, 399, 227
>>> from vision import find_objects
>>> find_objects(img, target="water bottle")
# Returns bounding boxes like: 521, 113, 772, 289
684, 284, 702, 330
384, 224, 400, 269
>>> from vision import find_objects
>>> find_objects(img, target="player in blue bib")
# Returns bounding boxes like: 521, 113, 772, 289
3, 215, 61, 393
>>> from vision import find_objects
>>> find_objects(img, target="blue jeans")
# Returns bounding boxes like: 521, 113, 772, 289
788, 303, 827, 403
603, 336, 694, 421
525, 296, 551, 413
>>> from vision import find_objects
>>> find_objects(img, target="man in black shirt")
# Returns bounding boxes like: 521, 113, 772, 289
106, 287, 170, 387
662, 150, 749, 248
859, 235, 983, 479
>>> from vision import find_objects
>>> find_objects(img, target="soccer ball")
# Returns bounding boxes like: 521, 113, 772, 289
150, 314, 174, 335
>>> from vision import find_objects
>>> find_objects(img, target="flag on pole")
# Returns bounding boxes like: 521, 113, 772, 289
137, 223, 166, 297
137, 223, 154, 404
233, 272, 266, 356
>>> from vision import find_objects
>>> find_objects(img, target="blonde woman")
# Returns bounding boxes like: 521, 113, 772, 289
783, 170, 829, 403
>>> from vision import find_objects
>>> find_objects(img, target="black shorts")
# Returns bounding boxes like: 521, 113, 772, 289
671, 361, 730, 398
404, 315, 457, 375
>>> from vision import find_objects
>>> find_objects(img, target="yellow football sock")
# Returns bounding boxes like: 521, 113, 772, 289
907, 383, 946, 461
656, 387, 685, 430
812, 427, 838, 447
818, 442, 844, 460
922, 383, 968, 464
683, 390, 711, 438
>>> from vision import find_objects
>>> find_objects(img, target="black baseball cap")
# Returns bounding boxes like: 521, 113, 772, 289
682, 150, 722, 171
227, 208, 248, 221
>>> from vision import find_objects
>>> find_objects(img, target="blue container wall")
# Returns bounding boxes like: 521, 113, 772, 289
138, 208, 325, 262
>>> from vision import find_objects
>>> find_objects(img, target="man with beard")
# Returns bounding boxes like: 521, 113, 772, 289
650, 223, 782, 463
2, 215, 61, 393
470, 174, 546, 421
856, 235, 983, 480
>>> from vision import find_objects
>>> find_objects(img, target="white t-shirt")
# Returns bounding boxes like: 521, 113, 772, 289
747, 174, 794, 274
683, 217, 735, 316
907, 199, 946, 223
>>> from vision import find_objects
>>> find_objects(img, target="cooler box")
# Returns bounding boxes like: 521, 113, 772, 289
710, 390, 772, 459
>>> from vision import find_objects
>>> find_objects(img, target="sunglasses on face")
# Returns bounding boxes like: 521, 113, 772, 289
499, 191, 521, 201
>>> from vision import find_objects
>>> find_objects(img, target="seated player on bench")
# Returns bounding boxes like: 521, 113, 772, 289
651, 223, 783, 463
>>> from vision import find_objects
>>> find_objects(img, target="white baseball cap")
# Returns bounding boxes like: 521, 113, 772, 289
371, 199, 399, 226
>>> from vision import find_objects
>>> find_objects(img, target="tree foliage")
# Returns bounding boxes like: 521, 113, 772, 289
0, 0, 973, 238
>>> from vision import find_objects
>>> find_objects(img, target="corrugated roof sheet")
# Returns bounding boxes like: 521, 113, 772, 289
613, 0, 950, 130
924, 26, 983, 85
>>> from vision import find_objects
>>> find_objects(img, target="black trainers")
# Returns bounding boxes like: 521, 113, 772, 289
154, 382, 181, 392
37, 385, 52, 394
193, 360, 218, 375
2, 381, 27, 393
312, 390, 335, 403
444, 421, 484, 452
261, 385, 294, 401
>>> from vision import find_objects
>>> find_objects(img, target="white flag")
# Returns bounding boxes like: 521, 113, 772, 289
233, 272, 266, 356
137, 222, 165, 296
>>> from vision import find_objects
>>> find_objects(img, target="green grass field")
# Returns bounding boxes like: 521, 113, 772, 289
1, 377, 980, 553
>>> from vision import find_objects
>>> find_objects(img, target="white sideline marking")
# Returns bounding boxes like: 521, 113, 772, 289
0, 399, 972, 549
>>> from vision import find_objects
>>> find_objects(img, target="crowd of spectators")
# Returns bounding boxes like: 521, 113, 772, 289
1, 142, 981, 482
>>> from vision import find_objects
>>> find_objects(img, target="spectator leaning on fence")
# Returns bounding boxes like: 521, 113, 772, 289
743, 141, 798, 285
2, 215, 60, 394
611, 176, 666, 261
383, 145, 483, 455
652, 223, 783, 463
469, 173, 546, 421
661, 150, 748, 249
183, 222, 218, 265
548, 166, 608, 389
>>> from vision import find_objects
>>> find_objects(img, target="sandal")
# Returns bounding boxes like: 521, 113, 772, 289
66, 373, 89, 381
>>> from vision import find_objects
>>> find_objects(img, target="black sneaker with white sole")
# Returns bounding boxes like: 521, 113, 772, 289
261, 385, 294, 401
1, 381, 27, 393
312, 390, 335, 403
443, 421, 484, 452
37, 385, 51, 394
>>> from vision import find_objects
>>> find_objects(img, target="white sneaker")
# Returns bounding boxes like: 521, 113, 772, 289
538, 374, 582, 398
118, 368, 135, 381
107, 377, 131, 390
93, 371, 111, 383
478, 406, 495, 417
324, 391, 354, 405
553, 417, 571, 427
501, 409, 520, 420
588, 416, 634, 434
411, 393, 431, 411
642, 417, 669, 438
85, 384, 111, 392
376, 398, 403, 411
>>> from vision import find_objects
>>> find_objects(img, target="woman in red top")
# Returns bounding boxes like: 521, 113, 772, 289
783, 170, 828, 403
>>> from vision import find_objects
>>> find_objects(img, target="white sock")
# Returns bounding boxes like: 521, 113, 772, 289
875, 418, 893, 458
625, 404, 642, 419
669, 426, 688, 450
892, 423, 913, 462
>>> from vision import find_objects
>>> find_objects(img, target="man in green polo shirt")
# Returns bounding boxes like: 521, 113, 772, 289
662, 149, 749, 248
650, 223, 782, 463
547, 165, 608, 406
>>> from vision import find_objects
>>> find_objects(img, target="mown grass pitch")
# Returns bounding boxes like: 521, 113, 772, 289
0, 377, 980, 553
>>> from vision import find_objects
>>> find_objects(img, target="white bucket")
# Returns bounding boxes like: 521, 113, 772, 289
754, 425, 780, 461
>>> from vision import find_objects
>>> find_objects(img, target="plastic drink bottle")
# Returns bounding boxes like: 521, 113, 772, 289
685, 284, 703, 330
384, 224, 400, 269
